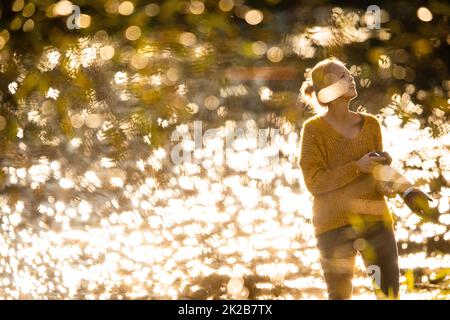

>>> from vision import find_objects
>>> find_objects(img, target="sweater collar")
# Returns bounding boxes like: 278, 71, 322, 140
318, 113, 367, 140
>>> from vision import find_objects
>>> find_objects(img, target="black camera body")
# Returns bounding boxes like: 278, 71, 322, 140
368, 151, 390, 165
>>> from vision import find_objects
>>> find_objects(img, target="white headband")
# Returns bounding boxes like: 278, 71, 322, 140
317, 79, 350, 104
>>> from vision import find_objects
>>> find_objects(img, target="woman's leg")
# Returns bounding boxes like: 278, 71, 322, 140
316, 225, 358, 300
360, 222, 400, 299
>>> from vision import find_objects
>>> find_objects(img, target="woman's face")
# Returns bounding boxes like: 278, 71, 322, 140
321, 63, 357, 101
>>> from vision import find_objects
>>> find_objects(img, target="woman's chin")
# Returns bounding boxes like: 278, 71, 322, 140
344, 91, 358, 100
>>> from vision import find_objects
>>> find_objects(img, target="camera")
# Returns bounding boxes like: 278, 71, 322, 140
369, 151, 440, 221
401, 187, 440, 222
368, 151, 390, 165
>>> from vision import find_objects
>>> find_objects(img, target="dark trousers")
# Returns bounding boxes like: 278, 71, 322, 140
316, 221, 400, 299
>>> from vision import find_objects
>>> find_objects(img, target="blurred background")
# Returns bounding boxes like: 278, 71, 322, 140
0, 0, 449, 299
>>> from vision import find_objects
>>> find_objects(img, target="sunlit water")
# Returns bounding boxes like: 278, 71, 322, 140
1, 109, 448, 300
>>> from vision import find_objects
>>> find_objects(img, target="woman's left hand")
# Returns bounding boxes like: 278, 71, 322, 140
378, 151, 393, 165
376, 180, 397, 198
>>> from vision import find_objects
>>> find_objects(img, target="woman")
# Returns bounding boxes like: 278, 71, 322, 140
298, 57, 402, 299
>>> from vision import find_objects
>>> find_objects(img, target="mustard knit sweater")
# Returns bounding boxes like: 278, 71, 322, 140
299, 112, 393, 236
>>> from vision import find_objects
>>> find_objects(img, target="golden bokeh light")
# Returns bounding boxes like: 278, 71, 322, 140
53, 0, 74, 16
10, 17, 23, 31
378, 54, 391, 69
70, 114, 84, 128
417, 7, 433, 22
166, 68, 179, 82
42, 100, 56, 116
0, 29, 10, 43
204, 95, 220, 110
219, 0, 234, 12
22, 19, 35, 32
12, 0, 25, 12
190, 1, 205, 15
125, 25, 141, 41
252, 41, 267, 55
186, 103, 199, 114
245, 9, 263, 25
130, 53, 149, 69
100, 45, 115, 60
145, 3, 160, 17
393, 65, 406, 79
104, 0, 119, 14
266, 46, 283, 63
259, 87, 273, 101
118, 1, 135, 16
179, 32, 197, 46
22, 3, 36, 17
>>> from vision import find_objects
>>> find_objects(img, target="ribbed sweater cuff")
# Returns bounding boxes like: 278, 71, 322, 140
342, 160, 363, 181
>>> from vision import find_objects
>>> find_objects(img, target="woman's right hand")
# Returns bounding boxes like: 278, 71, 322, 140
356, 152, 387, 173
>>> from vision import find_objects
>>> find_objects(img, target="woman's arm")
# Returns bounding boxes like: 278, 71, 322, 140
299, 123, 363, 196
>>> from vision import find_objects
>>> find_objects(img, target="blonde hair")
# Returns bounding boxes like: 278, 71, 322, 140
299, 57, 347, 115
